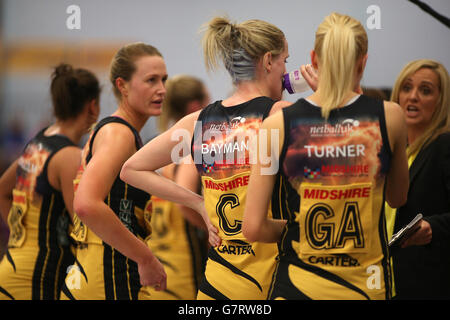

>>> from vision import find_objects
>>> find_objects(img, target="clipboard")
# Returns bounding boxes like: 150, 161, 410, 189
388, 213, 423, 247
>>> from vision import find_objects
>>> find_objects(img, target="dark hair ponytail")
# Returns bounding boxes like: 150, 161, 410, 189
50, 63, 101, 120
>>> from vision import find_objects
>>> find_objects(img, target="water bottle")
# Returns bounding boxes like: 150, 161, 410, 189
282, 69, 310, 94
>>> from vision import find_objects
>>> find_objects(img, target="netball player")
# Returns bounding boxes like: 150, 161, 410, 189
120, 16, 301, 299
0, 63, 100, 299
143, 74, 210, 300
243, 12, 409, 300
61, 43, 167, 300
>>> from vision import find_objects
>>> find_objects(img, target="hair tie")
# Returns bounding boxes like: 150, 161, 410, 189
230, 24, 239, 38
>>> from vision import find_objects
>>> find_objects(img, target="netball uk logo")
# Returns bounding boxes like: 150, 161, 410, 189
310, 119, 360, 137
208, 116, 246, 133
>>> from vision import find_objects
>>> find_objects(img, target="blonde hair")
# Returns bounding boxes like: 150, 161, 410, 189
314, 12, 368, 119
109, 42, 162, 100
391, 59, 450, 156
158, 74, 207, 132
201, 16, 285, 83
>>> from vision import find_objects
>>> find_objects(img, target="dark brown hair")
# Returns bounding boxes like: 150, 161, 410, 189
50, 63, 100, 120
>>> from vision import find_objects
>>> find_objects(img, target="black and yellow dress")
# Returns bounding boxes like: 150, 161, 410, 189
60, 116, 152, 300
0, 129, 76, 300
142, 164, 207, 299
191, 97, 280, 300
269, 95, 393, 300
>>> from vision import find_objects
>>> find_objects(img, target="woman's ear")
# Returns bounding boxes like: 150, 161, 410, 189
263, 51, 273, 73
354, 53, 368, 79
87, 99, 100, 122
359, 53, 369, 73
310, 50, 318, 70
88, 99, 99, 115
115, 77, 128, 97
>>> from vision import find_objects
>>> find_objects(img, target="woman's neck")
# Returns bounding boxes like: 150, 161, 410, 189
114, 104, 148, 132
45, 119, 85, 145
308, 89, 359, 107
407, 126, 427, 146
222, 80, 268, 107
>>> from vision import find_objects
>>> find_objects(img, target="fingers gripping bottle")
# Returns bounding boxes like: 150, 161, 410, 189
282, 69, 310, 94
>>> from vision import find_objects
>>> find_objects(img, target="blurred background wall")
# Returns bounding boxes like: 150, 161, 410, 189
0, 0, 449, 256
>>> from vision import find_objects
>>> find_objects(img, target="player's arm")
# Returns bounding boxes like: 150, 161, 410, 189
384, 101, 409, 208
121, 112, 201, 209
243, 111, 287, 243
0, 160, 18, 223
74, 123, 166, 289
121, 111, 220, 247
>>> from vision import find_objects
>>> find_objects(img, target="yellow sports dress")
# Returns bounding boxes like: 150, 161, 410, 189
0, 129, 76, 300
269, 95, 393, 300
191, 97, 280, 300
60, 116, 152, 300
142, 167, 207, 299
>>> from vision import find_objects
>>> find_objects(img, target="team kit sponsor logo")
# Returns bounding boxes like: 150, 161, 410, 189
307, 255, 361, 267
204, 175, 250, 191
304, 164, 370, 179
217, 242, 256, 256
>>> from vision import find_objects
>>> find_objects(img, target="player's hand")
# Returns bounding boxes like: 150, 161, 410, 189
199, 206, 221, 248
206, 221, 221, 248
138, 252, 167, 291
300, 64, 318, 92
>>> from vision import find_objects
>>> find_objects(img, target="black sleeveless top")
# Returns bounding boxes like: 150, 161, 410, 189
85, 116, 151, 239
7, 128, 76, 299
13, 127, 76, 248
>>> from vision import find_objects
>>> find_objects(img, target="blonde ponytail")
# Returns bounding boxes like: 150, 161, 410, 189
201, 16, 234, 73
200, 16, 285, 83
314, 13, 368, 119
